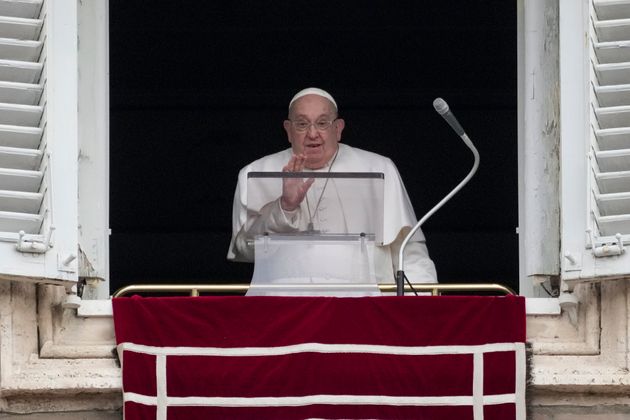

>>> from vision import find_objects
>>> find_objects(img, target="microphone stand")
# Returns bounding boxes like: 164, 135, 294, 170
396, 100, 480, 296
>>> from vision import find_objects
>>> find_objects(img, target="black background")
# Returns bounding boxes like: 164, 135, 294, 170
108, 2, 518, 293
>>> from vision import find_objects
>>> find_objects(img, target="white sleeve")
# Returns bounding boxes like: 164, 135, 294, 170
229, 198, 303, 262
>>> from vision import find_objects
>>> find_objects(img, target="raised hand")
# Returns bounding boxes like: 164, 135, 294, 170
280, 154, 314, 211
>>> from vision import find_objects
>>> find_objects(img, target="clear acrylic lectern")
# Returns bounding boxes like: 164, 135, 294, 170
245, 171, 384, 296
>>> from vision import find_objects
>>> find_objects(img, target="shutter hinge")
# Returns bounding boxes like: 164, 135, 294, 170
592, 233, 625, 258
16, 226, 55, 254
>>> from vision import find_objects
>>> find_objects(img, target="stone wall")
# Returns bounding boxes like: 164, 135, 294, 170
0, 282, 120, 415
528, 280, 630, 416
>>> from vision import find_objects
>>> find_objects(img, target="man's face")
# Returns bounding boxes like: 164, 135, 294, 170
283, 94, 345, 169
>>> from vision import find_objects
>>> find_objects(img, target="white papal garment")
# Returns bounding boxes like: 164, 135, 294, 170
227, 143, 437, 294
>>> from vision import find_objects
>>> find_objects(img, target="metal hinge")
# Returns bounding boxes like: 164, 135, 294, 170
16, 226, 55, 254
591, 233, 625, 258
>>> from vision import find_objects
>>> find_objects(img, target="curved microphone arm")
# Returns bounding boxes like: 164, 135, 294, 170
396, 100, 480, 296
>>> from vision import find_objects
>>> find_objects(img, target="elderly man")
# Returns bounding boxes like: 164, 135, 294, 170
228, 87, 437, 291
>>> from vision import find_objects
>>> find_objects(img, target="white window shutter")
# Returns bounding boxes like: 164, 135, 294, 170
560, 0, 630, 284
591, 1, 630, 241
0, 0, 79, 285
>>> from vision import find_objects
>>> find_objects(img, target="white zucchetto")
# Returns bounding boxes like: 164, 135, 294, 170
288, 87, 337, 110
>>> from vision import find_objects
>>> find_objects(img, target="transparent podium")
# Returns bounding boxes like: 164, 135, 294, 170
245, 171, 384, 296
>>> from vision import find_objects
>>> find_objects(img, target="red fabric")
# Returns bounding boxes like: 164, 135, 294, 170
485, 403, 516, 418
124, 402, 156, 419
167, 405, 476, 420
113, 295, 525, 420
166, 353, 474, 397
484, 351, 516, 395
122, 351, 156, 396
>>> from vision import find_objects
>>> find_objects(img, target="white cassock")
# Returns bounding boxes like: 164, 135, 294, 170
227, 143, 437, 295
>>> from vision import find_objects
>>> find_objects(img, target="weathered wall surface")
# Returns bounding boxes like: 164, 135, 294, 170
528, 280, 630, 417
0, 282, 120, 416
0, 411, 120, 419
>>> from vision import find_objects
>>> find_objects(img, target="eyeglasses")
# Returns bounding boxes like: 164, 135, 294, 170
289, 118, 337, 132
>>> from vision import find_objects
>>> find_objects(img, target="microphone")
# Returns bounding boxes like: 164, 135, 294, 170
396, 98, 480, 296
433, 97, 465, 137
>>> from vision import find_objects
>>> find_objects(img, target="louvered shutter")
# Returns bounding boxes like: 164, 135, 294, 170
0, 0, 78, 284
591, 0, 630, 241
560, 0, 630, 283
